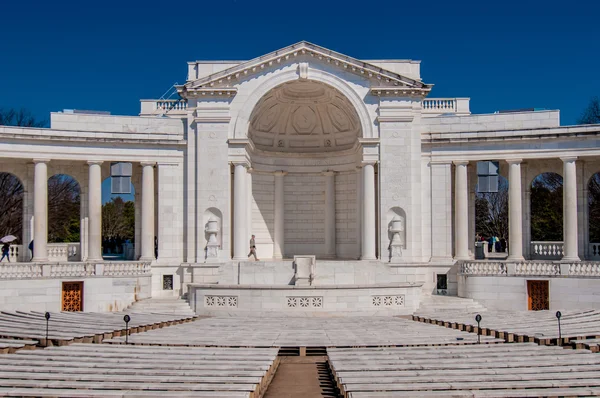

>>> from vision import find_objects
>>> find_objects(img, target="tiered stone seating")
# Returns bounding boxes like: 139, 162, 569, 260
416, 295, 487, 314
105, 317, 503, 347
0, 310, 196, 348
328, 343, 600, 397
0, 339, 37, 354
0, 343, 279, 397
413, 309, 600, 346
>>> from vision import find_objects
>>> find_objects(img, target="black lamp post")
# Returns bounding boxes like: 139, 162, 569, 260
556, 311, 562, 346
123, 315, 131, 345
475, 314, 482, 344
44, 312, 51, 347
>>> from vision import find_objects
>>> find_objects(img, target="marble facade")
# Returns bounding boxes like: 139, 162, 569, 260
2, 41, 600, 314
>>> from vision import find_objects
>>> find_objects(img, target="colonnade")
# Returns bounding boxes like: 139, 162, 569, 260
231, 161, 377, 260
28, 159, 156, 262
453, 157, 581, 261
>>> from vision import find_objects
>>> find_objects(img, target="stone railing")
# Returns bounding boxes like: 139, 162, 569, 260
514, 261, 560, 276
48, 243, 81, 262
569, 262, 600, 277
7, 245, 23, 262
461, 261, 507, 275
589, 243, 600, 260
422, 98, 470, 115
0, 261, 151, 279
0, 263, 43, 279
530, 241, 563, 260
140, 99, 188, 116
461, 260, 600, 278
103, 262, 151, 276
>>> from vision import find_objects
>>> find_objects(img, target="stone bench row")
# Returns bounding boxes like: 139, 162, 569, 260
412, 309, 600, 346
0, 344, 279, 398
103, 316, 503, 347
328, 344, 600, 397
0, 310, 197, 348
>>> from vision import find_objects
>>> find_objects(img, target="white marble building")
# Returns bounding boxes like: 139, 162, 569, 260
2, 41, 600, 314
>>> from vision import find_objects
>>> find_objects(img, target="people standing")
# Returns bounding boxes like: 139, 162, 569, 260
248, 235, 259, 261
0, 243, 10, 263
28, 240, 34, 261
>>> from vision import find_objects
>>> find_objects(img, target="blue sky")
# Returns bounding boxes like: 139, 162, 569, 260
1, 0, 599, 126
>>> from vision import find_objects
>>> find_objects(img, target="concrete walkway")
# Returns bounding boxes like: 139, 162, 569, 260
264, 356, 338, 398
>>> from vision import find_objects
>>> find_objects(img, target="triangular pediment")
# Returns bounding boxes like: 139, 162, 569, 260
178, 41, 432, 98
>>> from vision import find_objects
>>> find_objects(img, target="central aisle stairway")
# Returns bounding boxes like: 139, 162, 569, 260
414, 294, 487, 317
263, 356, 340, 398
125, 297, 196, 317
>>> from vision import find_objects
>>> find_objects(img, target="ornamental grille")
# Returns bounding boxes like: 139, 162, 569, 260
62, 282, 83, 312
527, 280, 549, 311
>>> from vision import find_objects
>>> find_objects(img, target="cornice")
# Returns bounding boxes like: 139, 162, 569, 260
177, 87, 237, 98
369, 87, 432, 98
181, 41, 432, 94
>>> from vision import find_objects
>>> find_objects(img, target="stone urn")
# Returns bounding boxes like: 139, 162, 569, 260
389, 216, 404, 245
206, 218, 219, 243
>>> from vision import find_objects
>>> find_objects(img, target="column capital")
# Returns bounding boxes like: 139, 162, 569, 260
560, 156, 578, 163
273, 170, 288, 177
361, 161, 377, 167
453, 160, 469, 166
87, 160, 104, 166
32, 158, 50, 164
506, 158, 523, 165
139, 161, 156, 167
231, 161, 250, 168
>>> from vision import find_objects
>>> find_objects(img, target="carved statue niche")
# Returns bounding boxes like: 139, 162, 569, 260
203, 208, 222, 262
387, 207, 406, 263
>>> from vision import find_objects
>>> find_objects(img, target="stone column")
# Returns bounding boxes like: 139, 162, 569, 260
562, 157, 580, 261
454, 161, 469, 260
233, 163, 247, 260
507, 159, 524, 261
323, 171, 336, 258
273, 171, 286, 259
140, 162, 156, 261
32, 159, 49, 262
87, 161, 103, 261
361, 163, 376, 260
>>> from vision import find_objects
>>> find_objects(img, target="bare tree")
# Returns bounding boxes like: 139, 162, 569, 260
578, 97, 600, 125
47, 175, 80, 243
0, 173, 24, 240
0, 108, 47, 128
475, 177, 509, 240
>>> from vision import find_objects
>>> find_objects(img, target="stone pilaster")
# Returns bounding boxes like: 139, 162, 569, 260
361, 162, 376, 260
87, 161, 103, 261
273, 171, 287, 259
232, 162, 248, 260
323, 170, 336, 258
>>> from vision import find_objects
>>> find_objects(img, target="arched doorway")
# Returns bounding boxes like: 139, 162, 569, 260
0, 172, 24, 262
47, 174, 81, 261
530, 172, 563, 259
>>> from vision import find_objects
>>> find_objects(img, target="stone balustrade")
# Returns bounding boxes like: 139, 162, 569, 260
0, 261, 151, 279
461, 260, 600, 277
460, 261, 507, 275
47, 243, 81, 262
139, 99, 188, 115
589, 242, 600, 260
530, 241, 563, 260
422, 98, 470, 115
6, 245, 23, 262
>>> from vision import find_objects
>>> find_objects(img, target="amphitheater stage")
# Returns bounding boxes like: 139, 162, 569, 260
188, 283, 423, 317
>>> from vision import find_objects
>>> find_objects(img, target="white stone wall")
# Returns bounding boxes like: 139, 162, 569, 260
51, 112, 184, 136
251, 173, 274, 259
422, 110, 560, 134
0, 276, 151, 312
458, 275, 600, 311
284, 174, 325, 256
429, 162, 453, 262
157, 163, 184, 263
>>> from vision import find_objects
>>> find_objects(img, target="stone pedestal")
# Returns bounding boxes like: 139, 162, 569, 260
205, 218, 220, 262
293, 255, 316, 286
389, 216, 404, 263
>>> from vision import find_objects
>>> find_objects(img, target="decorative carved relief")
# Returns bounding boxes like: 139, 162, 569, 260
372, 295, 405, 307
286, 296, 323, 308
205, 295, 238, 308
